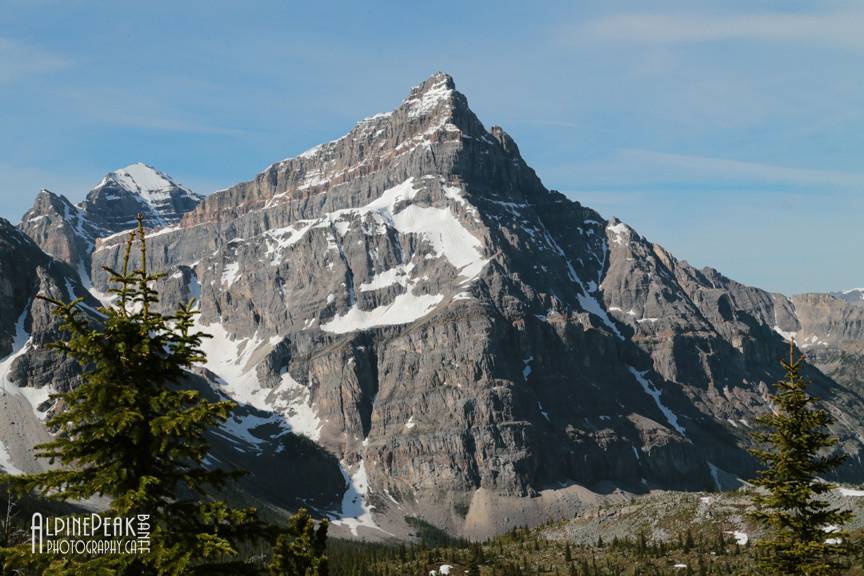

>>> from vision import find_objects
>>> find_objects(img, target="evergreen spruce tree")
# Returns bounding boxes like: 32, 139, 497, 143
4, 215, 264, 574
465, 556, 480, 576
684, 529, 694, 552
268, 509, 328, 576
749, 341, 852, 575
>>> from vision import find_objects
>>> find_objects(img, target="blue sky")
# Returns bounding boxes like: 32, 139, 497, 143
1, 0, 861, 294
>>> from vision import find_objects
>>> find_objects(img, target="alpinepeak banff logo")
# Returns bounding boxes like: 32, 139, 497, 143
31, 513, 151, 555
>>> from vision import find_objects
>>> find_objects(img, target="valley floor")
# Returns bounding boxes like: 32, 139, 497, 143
329, 488, 864, 576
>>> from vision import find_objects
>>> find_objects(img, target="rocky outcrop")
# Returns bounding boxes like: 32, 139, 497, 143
779, 293, 864, 404
830, 289, 864, 306
0, 218, 92, 386
18, 189, 103, 277
792, 293, 864, 345
0, 218, 98, 474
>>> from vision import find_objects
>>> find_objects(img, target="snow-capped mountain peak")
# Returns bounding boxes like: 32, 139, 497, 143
84, 163, 201, 232
99, 162, 192, 201
402, 72, 455, 118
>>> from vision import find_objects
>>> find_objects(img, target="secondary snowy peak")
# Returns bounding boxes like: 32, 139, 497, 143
85, 163, 201, 232
18, 164, 201, 273
99, 163, 191, 199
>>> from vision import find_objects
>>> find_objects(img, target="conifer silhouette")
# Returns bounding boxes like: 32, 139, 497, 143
749, 339, 852, 575
5, 215, 263, 575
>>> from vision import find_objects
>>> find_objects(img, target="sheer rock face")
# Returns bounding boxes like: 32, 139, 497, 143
783, 293, 864, 403
0, 219, 97, 474
18, 189, 102, 276
0, 220, 345, 509
0, 218, 91, 384
830, 289, 864, 307
792, 293, 864, 345
8, 73, 864, 538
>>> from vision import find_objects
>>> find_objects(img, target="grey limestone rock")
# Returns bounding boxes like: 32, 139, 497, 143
7, 73, 864, 539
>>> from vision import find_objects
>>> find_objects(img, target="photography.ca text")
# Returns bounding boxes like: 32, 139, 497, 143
30, 513, 151, 555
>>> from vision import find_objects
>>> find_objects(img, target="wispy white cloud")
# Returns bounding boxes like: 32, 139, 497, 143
60, 88, 262, 137
90, 111, 258, 137
619, 149, 864, 189
545, 149, 864, 193
0, 36, 70, 83
566, 8, 864, 50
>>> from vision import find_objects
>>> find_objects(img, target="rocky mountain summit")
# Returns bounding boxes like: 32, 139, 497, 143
4, 73, 864, 539
84, 163, 201, 231
18, 163, 201, 278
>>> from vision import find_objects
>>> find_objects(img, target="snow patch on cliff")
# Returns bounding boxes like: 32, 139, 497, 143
629, 367, 687, 437
773, 325, 798, 341
839, 487, 864, 497
197, 323, 275, 408
329, 460, 387, 537
270, 370, 322, 441
322, 290, 443, 334
0, 303, 53, 424
607, 221, 631, 246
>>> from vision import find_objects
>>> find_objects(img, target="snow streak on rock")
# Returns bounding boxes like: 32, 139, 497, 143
628, 367, 687, 437
328, 460, 388, 537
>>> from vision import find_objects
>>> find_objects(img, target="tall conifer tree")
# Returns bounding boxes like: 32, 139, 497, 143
267, 509, 328, 576
4, 215, 262, 575
749, 340, 852, 575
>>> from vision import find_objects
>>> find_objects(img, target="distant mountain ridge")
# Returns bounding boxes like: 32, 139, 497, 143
18, 163, 201, 281
3, 73, 864, 540
832, 288, 864, 305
